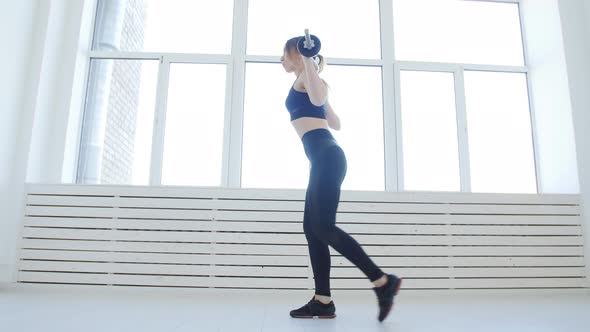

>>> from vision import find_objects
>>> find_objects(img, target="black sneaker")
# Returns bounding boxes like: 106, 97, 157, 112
372, 274, 402, 322
289, 296, 336, 319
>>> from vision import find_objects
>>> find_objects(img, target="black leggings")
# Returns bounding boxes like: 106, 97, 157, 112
301, 128, 384, 297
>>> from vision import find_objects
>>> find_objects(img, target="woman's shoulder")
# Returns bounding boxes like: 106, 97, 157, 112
293, 80, 307, 93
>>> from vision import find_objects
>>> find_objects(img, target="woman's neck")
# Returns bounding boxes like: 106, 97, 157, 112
295, 69, 304, 80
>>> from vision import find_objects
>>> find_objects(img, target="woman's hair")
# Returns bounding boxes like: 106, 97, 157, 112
284, 36, 326, 73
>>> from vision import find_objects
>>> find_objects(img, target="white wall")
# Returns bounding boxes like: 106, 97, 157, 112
0, 0, 47, 283
521, 0, 580, 194
27, 0, 91, 184
0, 2, 36, 187
557, 0, 590, 280
0, 0, 91, 282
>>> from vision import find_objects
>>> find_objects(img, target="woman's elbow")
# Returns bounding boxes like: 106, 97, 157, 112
328, 118, 341, 130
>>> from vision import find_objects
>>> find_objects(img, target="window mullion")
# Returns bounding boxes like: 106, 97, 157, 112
454, 67, 472, 192
518, 1, 541, 193
149, 56, 171, 185
88, 50, 161, 60
225, 0, 249, 188
396, 60, 526, 73
88, 50, 232, 64
380, 0, 398, 191
393, 66, 404, 191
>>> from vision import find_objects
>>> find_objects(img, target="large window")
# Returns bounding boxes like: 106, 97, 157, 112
400, 71, 460, 191
77, 59, 158, 185
464, 71, 536, 193
78, 0, 537, 193
241, 63, 309, 189
320, 66, 384, 191
161, 64, 227, 186
78, 0, 233, 186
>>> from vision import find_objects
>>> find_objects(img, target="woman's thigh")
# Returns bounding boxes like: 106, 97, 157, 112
306, 146, 347, 228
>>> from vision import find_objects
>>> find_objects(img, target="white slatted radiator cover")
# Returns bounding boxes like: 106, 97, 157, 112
16, 183, 588, 291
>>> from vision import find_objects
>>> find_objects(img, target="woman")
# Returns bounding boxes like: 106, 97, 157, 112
281, 36, 402, 322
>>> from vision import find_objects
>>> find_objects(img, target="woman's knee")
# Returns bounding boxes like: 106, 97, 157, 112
310, 221, 337, 240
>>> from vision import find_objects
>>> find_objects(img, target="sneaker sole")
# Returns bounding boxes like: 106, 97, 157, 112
291, 315, 336, 319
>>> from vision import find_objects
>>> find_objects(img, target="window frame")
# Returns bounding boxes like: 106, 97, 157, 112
83, 0, 538, 192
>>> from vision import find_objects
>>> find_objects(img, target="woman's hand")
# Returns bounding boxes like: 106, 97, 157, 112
301, 56, 328, 106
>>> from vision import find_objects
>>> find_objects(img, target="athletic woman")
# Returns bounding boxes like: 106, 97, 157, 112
280, 36, 402, 322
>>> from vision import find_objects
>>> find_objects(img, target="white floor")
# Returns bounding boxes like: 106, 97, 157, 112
1, 283, 590, 332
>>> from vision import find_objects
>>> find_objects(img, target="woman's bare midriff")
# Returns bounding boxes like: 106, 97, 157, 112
292, 117, 330, 140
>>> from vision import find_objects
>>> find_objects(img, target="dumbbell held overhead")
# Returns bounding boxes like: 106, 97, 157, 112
297, 29, 321, 57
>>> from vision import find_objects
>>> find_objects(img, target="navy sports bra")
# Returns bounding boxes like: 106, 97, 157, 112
285, 84, 327, 121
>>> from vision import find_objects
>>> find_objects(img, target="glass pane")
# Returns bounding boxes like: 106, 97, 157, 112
247, 0, 381, 58
242, 63, 309, 189
161, 64, 226, 186
77, 59, 158, 185
92, 0, 233, 53
241, 63, 384, 191
400, 71, 460, 191
322, 66, 384, 191
464, 71, 536, 193
393, 0, 524, 66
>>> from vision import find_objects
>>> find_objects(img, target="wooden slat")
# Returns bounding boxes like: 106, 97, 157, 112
25, 206, 219, 220
25, 207, 582, 226
18, 249, 586, 268
18, 250, 309, 266
343, 224, 583, 236
23, 217, 218, 231
338, 201, 579, 215
23, 211, 584, 228
20, 239, 585, 257
26, 206, 115, 218
18, 261, 309, 278
17, 248, 577, 269
447, 204, 579, 215
19, 244, 586, 269
25, 183, 580, 205
330, 256, 586, 267
449, 267, 587, 278
20, 239, 308, 255
28, 196, 580, 215
18, 272, 311, 288
446, 246, 584, 256
446, 278, 588, 289
219, 212, 582, 225
21, 227, 584, 246
18, 271, 586, 289
331, 278, 587, 289
22, 217, 583, 236
27, 195, 117, 207
329, 267, 586, 278
445, 235, 583, 246
19, 271, 113, 285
